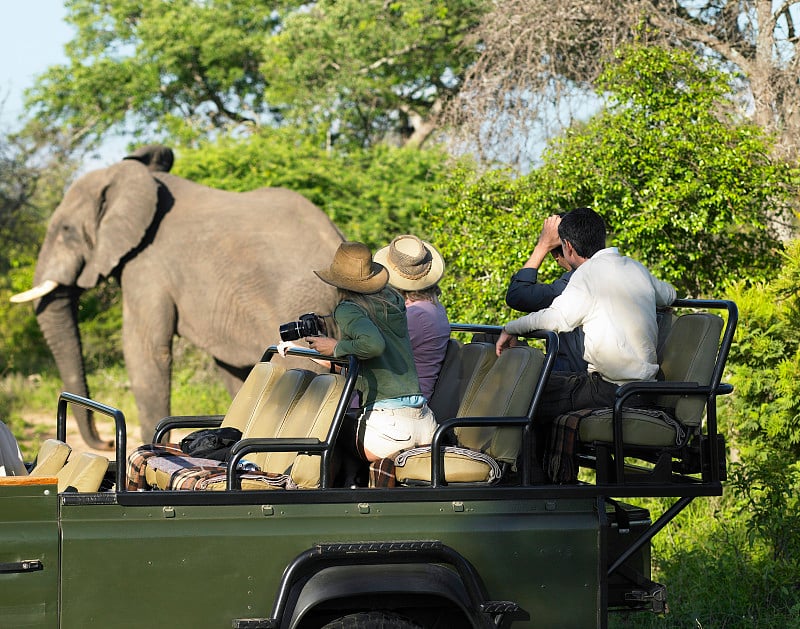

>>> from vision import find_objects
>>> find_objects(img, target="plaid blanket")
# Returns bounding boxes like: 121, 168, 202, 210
369, 457, 397, 488
545, 408, 595, 484
126, 443, 186, 491
146, 455, 295, 490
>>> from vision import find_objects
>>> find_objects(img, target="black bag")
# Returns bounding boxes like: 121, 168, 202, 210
179, 427, 242, 462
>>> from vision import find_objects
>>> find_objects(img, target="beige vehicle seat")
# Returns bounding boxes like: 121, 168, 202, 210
427, 339, 497, 424
57, 452, 110, 492
29, 439, 73, 477
146, 372, 345, 491
151, 360, 289, 443
143, 367, 317, 490
394, 344, 546, 485
575, 312, 725, 483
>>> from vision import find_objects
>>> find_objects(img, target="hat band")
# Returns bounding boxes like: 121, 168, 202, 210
389, 250, 432, 281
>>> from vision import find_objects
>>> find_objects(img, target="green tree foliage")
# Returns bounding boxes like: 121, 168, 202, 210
722, 242, 800, 566
27, 0, 279, 147
451, 0, 800, 167
171, 128, 454, 250
261, 0, 486, 148
26, 0, 486, 151
426, 45, 797, 326
537, 46, 795, 297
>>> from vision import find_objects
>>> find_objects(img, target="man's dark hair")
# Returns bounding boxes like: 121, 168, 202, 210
558, 207, 606, 258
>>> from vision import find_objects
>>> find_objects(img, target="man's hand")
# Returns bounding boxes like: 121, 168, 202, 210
306, 336, 337, 356
523, 214, 563, 269
537, 214, 562, 250
495, 330, 518, 356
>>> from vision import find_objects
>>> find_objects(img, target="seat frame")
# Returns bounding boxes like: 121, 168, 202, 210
578, 299, 737, 485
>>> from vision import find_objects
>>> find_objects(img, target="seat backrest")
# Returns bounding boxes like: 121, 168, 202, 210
29, 439, 72, 477
282, 373, 347, 488
0, 420, 28, 477
240, 368, 317, 470
222, 362, 287, 432
455, 345, 546, 464
656, 312, 724, 427
57, 452, 109, 492
428, 339, 497, 422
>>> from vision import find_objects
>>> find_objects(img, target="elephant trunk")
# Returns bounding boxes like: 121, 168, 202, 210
35, 289, 114, 450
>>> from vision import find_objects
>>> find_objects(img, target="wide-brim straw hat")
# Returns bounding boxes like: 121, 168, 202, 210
374, 235, 445, 291
314, 241, 388, 294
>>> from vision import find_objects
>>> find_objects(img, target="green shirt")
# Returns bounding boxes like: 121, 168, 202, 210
332, 288, 421, 406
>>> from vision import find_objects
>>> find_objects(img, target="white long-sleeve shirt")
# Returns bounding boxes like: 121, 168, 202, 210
504, 247, 676, 384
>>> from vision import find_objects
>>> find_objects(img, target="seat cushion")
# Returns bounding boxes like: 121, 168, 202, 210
57, 452, 109, 492
658, 313, 723, 426
578, 407, 689, 447
393, 445, 503, 485
29, 439, 72, 477
428, 340, 496, 423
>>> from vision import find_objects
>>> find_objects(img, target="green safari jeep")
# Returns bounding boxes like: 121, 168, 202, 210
0, 299, 736, 628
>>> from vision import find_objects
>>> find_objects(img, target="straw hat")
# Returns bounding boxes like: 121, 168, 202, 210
314, 242, 388, 294
374, 235, 445, 291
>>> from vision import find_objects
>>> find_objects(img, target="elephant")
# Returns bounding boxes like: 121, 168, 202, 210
11, 146, 344, 448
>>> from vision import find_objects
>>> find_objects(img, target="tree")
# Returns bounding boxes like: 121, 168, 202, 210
25, 0, 486, 151
446, 0, 800, 165
534, 45, 796, 296
261, 0, 486, 148
26, 0, 280, 148
425, 45, 798, 324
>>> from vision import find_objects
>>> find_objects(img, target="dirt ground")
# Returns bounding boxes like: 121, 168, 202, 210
23, 411, 193, 462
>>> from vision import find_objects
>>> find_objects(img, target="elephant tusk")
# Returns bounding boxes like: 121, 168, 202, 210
10, 280, 60, 303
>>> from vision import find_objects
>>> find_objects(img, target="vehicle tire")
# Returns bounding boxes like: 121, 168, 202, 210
321, 611, 422, 628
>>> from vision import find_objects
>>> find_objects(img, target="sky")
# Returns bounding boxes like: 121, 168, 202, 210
0, 0, 125, 170
0, 1, 70, 118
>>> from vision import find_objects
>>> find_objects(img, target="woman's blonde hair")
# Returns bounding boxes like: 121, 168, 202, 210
400, 284, 442, 305
337, 286, 403, 323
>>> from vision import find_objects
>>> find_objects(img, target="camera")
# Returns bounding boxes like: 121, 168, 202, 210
279, 313, 326, 342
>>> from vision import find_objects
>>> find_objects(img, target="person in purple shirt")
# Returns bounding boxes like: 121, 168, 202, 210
375, 235, 450, 404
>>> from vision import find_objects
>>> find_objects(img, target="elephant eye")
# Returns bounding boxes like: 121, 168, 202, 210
59, 223, 82, 246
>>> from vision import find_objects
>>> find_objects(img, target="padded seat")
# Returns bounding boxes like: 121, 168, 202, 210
57, 452, 109, 492
151, 372, 346, 491
563, 306, 733, 484
427, 339, 496, 424
152, 361, 289, 442
393, 344, 547, 485
29, 439, 73, 477
141, 367, 316, 490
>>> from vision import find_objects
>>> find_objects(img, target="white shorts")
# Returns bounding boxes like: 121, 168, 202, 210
358, 404, 437, 459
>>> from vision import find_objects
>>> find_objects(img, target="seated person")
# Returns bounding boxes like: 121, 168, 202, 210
374, 234, 450, 401
308, 242, 437, 462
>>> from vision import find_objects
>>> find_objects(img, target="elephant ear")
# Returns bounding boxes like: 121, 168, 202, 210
123, 144, 174, 172
77, 160, 160, 289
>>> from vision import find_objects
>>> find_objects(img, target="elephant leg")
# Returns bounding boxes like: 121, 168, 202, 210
122, 297, 176, 444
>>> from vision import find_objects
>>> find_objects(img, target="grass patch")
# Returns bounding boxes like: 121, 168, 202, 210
609, 494, 800, 628
2, 343, 231, 457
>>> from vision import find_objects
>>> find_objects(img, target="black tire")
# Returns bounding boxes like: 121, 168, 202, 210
321, 611, 422, 629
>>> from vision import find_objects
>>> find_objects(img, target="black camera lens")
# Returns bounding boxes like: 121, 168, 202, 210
279, 313, 323, 342
279, 322, 303, 342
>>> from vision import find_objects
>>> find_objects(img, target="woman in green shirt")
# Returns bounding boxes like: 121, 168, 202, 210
307, 242, 437, 461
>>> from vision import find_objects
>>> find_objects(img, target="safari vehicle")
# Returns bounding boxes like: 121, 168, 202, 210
0, 298, 736, 629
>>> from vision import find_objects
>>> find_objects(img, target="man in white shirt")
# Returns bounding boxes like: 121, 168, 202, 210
496, 207, 677, 424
